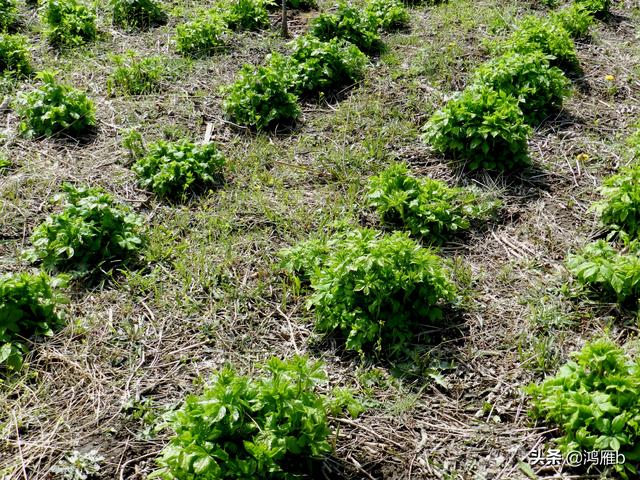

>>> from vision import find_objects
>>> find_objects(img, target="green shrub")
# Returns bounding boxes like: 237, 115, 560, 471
365, 0, 409, 31
310, 3, 382, 54
423, 84, 531, 171
0, 271, 66, 371
576, 0, 610, 15
223, 53, 300, 130
0, 34, 31, 76
550, 3, 594, 39
133, 140, 226, 199
472, 51, 570, 125
174, 10, 228, 57
526, 338, 640, 478
224, 0, 271, 31
14, 71, 95, 138
149, 356, 333, 479
282, 228, 456, 356
566, 240, 640, 305
24, 184, 146, 275
593, 165, 640, 239
366, 163, 500, 242
0, 0, 17, 32
43, 0, 97, 48
505, 15, 578, 72
289, 35, 367, 96
107, 52, 165, 96
111, 0, 166, 29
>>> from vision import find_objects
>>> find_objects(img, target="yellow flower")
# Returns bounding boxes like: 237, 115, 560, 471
605, 74, 615, 82
576, 153, 589, 162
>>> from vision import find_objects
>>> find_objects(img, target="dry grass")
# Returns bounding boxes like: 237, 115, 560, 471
1, 0, 640, 478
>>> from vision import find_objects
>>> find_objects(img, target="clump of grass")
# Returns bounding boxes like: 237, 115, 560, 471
107, 51, 165, 96
111, 0, 166, 30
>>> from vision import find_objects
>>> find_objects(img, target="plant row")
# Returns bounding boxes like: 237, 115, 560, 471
422, 0, 611, 171
223, 0, 410, 129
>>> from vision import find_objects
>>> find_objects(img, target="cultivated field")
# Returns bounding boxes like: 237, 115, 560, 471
1, 0, 639, 478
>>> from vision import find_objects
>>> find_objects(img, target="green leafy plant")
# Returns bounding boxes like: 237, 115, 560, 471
282, 228, 457, 356
289, 35, 367, 96
366, 163, 500, 242
472, 51, 570, 125
111, 0, 166, 30
174, 10, 228, 57
310, 2, 382, 54
0, 34, 31, 77
502, 15, 578, 72
0, 271, 66, 371
107, 52, 165, 96
132, 140, 226, 199
526, 338, 640, 478
365, 0, 409, 31
550, 3, 594, 39
24, 184, 146, 275
223, 0, 271, 31
223, 53, 300, 130
43, 0, 97, 48
14, 71, 96, 138
51, 449, 104, 480
423, 84, 531, 171
122, 128, 145, 159
593, 164, 640, 239
566, 240, 640, 305
0, 0, 17, 32
150, 356, 334, 479
576, 0, 610, 15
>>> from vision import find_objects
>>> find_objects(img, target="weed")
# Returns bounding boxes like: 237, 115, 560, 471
111, 0, 166, 30
0, 0, 17, 32
107, 51, 165, 96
